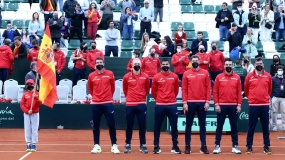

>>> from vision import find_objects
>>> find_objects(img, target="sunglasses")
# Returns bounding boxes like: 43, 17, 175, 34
252, 8, 256, 10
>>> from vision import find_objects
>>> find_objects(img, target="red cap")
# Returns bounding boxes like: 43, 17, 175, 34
26, 79, 35, 85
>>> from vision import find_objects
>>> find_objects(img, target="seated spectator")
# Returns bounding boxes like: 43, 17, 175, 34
60, 16, 69, 39
2, 21, 20, 43
87, 41, 104, 73
270, 55, 284, 77
53, 43, 66, 85
25, 62, 40, 91
228, 23, 242, 52
87, 2, 101, 40
28, 12, 44, 45
0, 39, 14, 84
191, 31, 208, 55
105, 20, 119, 57
69, 3, 85, 43
171, 44, 189, 81
122, 7, 138, 40
242, 56, 254, 73
209, 41, 225, 81
48, 12, 63, 44
100, 0, 115, 30
161, 35, 175, 57
126, 51, 143, 71
174, 24, 187, 46
196, 45, 209, 71
141, 35, 164, 57
21, 28, 32, 49
71, 42, 88, 86
248, 4, 260, 40
233, 58, 247, 91
11, 36, 28, 59
242, 28, 258, 58
27, 39, 40, 63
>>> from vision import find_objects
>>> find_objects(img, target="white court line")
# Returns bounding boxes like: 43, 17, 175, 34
18, 152, 32, 160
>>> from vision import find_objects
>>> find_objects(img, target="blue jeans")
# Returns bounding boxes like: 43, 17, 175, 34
123, 25, 134, 40
237, 25, 247, 41
132, 6, 140, 12
105, 46, 118, 57
219, 25, 229, 41
57, 0, 64, 16
275, 29, 285, 42
65, 18, 71, 29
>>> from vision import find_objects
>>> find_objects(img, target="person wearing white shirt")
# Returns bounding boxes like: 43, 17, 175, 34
260, 3, 274, 42
139, 0, 154, 39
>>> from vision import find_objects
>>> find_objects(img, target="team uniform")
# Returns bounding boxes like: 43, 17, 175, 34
126, 58, 143, 71
122, 71, 150, 153
141, 57, 161, 87
27, 47, 40, 63
54, 49, 66, 85
244, 70, 272, 154
213, 71, 242, 154
88, 69, 120, 154
87, 49, 104, 73
152, 71, 180, 154
182, 67, 211, 154
72, 49, 87, 85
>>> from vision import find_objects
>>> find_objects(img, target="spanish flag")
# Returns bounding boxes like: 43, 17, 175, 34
37, 23, 58, 108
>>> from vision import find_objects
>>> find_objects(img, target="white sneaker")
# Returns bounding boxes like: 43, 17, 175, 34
111, 144, 120, 154
272, 126, 278, 132
232, 145, 241, 154
213, 145, 221, 154
91, 144, 102, 154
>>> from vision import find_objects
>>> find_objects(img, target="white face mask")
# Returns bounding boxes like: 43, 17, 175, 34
277, 71, 284, 76
177, 49, 181, 53
238, 8, 242, 11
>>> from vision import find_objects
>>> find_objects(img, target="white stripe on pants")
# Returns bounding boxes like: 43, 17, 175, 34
24, 113, 39, 144
271, 97, 285, 127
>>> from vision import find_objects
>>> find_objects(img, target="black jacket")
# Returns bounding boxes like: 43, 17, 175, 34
63, 0, 78, 18
248, 13, 260, 29
270, 63, 284, 77
2, 29, 21, 41
48, 18, 63, 38
154, 0, 163, 8
10, 43, 28, 58
215, 9, 233, 29
274, 11, 285, 30
70, 11, 85, 28
272, 76, 285, 98
227, 31, 242, 50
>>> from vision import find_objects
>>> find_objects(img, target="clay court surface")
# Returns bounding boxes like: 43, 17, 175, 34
0, 129, 285, 160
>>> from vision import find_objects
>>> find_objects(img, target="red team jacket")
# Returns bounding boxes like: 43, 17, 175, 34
54, 50, 66, 72
171, 53, 190, 74
209, 50, 225, 72
27, 47, 40, 63
151, 71, 179, 105
123, 72, 150, 106
0, 45, 14, 69
73, 49, 88, 69
141, 57, 161, 78
182, 68, 211, 103
244, 70, 272, 106
20, 91, 42, 114
214, 72, 242, 106
196, 52, 210, 71
87, 49, 104, 70
126, 58, 143, 71
88, 69, 115, 104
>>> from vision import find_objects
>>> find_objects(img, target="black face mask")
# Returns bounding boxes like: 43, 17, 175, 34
161, 66, 170, 72
225, 66, 232, 73
255, 65, 263, 71
53, 49, 57, 52
244, 59, 248, 63
192, 62, 199, 68
34, 46, 38, 49
96, 64, 104, 70
133, 65, 140, 71
150, 53, 155, 57
53, 15, 58, 19
84, 46, 88, 50
91, 46, 96, 49
212, 46, 216, 50
274, 59, 279, 62
200, 49, 204, 53
27, 85, 34, 90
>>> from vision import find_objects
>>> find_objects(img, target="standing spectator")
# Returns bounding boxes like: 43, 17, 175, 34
233, 3, 248, 40
126, 51, 142, 71
21, 28, 32, 49
71, 42, 88, 85
118, 0, 136, 33
171, 44, 189, 81
87, 2, 101, 40
139, 0, 154, 39
272, 0, 285, 12
63, 0, 78, 28
215, 2, 234, 41
243, 56, 255, 73
69, 3, 85, 43
153, 0, 163, 22
209, 42, 225, 81
248, 0, 261, 12
100, 0, 115, 30
79, 0, 99, 31
190, 31, 208, 55
39, 0, 57, 29
227, 23, 242, 52
248, 4, 260, 40
87, 41, 104, 73
270, 55, 284, 76
182, 40, 191, 56
233, 59, 247, 91
2, 22, 20, 43
274, 5, 285, 42
242, 28, 258, 58
0, 39, 14, 83
27, 39, 40, 63
196, 45, 210, 71
48, 12, 63, 44
161, 36, 175, 57
231, 0, 244, 13
58, 0, 64, 16
105, 20, 119, 57
24, 62, 40, 91
260, 3, 274, 42
174, 24, 187, 46
11, 36, 28, 59
122, 7, 138, 40
53, 43, 66, 85
60, 16, 69, 40
133, 0, 140, 12
28, 12, 44, 45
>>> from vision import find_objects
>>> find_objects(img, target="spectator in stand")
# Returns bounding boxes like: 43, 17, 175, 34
141, 33, 161, 57
270, 55, 284, 76
233, 59, 247, 91
243, 56, 255, 73
231, 0, 244, 13
171, 44, 189, 81
248, 4, 260, 40
233, 3, 248, 40
39, 0, 57, 29
63, 0, 78, 28
69, 3, 85, 43
182, 40, 191, 56
25, 62, 40, 91
260, 3, 274, 42
139, 0, 154, 39
122, 7, 138, 40
227, 23, 242, 52
100, 0, 115, 30
196, 45, 210, 71
27, 39, 40, 63
87, 41, 104, 73
141, 48, 161, 87
79, 0, 99, 31
272, 0, 285, 12
161, 36, 175, 57
105, 20, 119, 57
133, 0, 140, 12
21, 28, 32, 49
274, 5, 285, 42
118, 0, 136, 33
209, 41, 225, 81
248, 0, 261, 12
191, 31, 208, 55
28, 12, 44, 45
2, 21, 20, 43
215, 2, 234, 42
87, 2, 101, 40
126, 51, 142, 71
53, 43, 66, 85
174, 24, 187, 46
242, 28, 258, 58
153, 0, 163, 22
48, 12, 63, 44
71, 42, 88, 85
60, 16, 69, 39
0, 39, 14, 84
11, 36, 28, 59
58, 0, 64, 16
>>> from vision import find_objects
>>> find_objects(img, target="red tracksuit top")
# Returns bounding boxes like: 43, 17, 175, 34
126, 58, 143, 71
123, 71, 150, 106
196, 52, 210, 71
244, 70, 272, 106
20, 91, 42, 114
141, 56, 161, 78
73, 49, 87, 69
88, 69, 115, 104
27, 48, 40, 63
209, 50, 225, 72
87, 49, 104, 70
171, 52, 190, 74
151, 71, 179, 105
0, 45, 14, 69
54, 50, 66, 72
182, 68, 211, 104
214, 72, 242, 106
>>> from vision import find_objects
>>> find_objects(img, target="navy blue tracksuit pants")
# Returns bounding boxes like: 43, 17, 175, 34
185, 102, 207, 146
215, 106, 238, 147
154, 105, 178, 146
125, 104, 147, 145
246, 106, 270, 148
72, 67, 86, 86
92, 103, 117, 145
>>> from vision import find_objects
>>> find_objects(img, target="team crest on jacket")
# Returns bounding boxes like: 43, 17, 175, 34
40, 44, 54, 64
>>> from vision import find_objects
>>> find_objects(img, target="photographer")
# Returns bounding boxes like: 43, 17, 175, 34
68, 3, 85, 43
242, 28, 258, 58
48, 12, 63, 44
2, 21, 20, 43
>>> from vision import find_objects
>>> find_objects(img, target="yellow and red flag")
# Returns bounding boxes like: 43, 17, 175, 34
37, 23, 58, 108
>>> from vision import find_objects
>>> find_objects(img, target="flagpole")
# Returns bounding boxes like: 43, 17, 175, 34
30, 73, 39, 110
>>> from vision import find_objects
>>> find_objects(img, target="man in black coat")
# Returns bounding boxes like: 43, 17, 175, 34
10, 36, 28, 59
68, 3, 85, 43
48, 12, 63, 44
227, 23, 242, 52
215, 2, 234, 41
63, 0, 78, 28
39, 0, 57, 29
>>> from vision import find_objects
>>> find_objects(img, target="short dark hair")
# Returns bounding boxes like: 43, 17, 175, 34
95, 57, 104, 63
254, 57, 264, 63
108, 20, 114, 25
32, 39, 38, 45
197, 31, 203, 35
190, 55, 200, 60
161, 58, 169, 63
4, 39, 11, 46
235, 59, 242, 65
277, 65, 284, 71
7, 21, 11, 25
90, 41, 96, 45
54, 42, 60, 48
222, 2, 228, 6
14, 36, 21, 41
224, 58, 233, 64
133, 50, 140, 55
